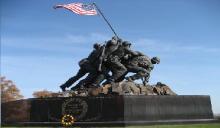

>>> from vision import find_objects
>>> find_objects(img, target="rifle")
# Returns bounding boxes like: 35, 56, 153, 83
98, 43, 106, 72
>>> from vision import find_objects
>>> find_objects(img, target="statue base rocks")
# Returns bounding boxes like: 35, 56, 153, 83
55, 81, 177, 97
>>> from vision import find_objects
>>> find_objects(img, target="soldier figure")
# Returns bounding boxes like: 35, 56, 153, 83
79, 38, 137, 87
104, 41, 139, 84
125, 55, 160, 85
71, 36, 121, 90
104, 36, 121, 57
78, 36, 122, 87
60, 43, 102, 91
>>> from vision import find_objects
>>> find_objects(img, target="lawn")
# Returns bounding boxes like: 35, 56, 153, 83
2, 123, 220, 128
126, 123, 220, 128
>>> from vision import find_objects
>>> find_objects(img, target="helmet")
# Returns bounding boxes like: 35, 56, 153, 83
151, 57, 160, 64
79, 58, 89, 67
156, 82, 162, 85
112, 36, 118, 41
156, 82, 166, 87
122, 41, 131, 46
93, 43, 101, 50
118, 38, 123, 43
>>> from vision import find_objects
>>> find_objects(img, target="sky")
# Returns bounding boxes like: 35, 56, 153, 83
1, 0, 220, 114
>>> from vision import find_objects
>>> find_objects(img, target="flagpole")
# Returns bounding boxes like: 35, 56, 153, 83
93, 3, 118, 37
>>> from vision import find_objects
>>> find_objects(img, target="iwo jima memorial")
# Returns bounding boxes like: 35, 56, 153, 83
1, 2, 214, 127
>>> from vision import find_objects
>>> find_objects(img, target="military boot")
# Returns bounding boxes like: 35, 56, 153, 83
60, 84, 66, 92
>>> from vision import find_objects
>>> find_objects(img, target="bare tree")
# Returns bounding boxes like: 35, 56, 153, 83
32, 89, 53, 98
1, 76, 24, 103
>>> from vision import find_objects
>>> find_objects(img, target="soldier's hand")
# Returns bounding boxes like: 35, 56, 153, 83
124, 55, 129, 60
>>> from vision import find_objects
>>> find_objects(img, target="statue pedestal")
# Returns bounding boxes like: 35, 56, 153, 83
1, 95, 214, 127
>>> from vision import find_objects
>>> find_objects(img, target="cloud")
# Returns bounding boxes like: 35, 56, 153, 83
181, 45, 220, 53
3, 33, 219, 57
134, 38, 220, 54
1, 33, 111, 54
66, 33, 110, 44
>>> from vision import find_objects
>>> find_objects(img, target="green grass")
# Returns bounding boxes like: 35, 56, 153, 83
2, 123, 220, 128
126, 123, 220, 128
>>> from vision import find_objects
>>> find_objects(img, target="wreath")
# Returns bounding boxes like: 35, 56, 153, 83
61, 114, 75, 126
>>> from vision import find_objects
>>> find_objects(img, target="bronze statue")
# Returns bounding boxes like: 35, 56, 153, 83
60, 37, 160, 92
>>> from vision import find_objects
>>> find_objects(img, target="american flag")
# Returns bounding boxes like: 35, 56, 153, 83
54, 3, 97, 15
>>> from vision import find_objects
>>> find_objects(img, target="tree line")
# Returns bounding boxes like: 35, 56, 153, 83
1, 76, 54, 103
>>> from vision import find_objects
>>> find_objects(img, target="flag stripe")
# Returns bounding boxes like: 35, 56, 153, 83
68, 6, 96, 15
68, 6, 83, 14
69, 5, 97, 14
69, 5, 90, 13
